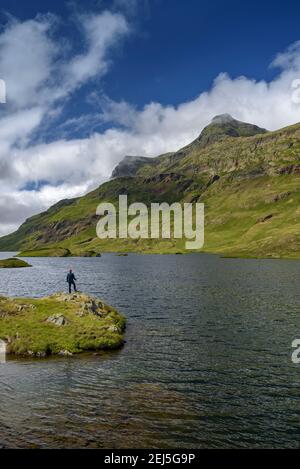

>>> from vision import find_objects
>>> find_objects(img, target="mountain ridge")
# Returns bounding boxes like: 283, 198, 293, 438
112, 114, 268, 178
0, 115, 299, 258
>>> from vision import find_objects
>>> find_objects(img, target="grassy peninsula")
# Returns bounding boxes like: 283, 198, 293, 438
0, 293, 126, 357
0, 258, 31, 268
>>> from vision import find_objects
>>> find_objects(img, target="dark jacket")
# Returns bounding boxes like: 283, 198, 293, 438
67, 272, 76, 283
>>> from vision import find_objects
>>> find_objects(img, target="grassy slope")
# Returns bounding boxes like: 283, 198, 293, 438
0, 121, 299, 258
203, 174, 300, 258
0, 293, 126, 356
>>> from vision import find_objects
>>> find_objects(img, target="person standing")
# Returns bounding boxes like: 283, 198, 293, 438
67, 269, 77, 294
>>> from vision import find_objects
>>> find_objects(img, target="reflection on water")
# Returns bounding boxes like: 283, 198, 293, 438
0, 252, 299, 448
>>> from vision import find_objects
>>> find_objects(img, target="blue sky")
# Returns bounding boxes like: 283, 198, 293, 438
1, 0, 300, 136
1, 0, 300, 110
0, 0, 300, 235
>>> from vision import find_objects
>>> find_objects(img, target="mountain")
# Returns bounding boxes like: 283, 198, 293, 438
112, 115, 267, 178
0, 115, 299, 258
194, 113, 267, 146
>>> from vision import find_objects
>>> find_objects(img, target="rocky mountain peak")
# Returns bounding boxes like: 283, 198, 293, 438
211, 113, 236, 125
193, 114, 267, 148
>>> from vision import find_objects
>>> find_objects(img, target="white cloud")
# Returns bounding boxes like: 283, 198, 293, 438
0, 9, 130, 235
0, 183, 90, 236
1, 11, 300, 237
272, 40, 300, 71
0, 14, 58, 109
0, 10, 130, 149
64, 12, 129, 90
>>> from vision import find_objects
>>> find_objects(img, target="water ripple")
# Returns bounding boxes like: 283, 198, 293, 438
0, 253, 299, 448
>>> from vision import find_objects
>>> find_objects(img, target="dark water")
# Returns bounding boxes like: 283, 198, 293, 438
0, 252, 299, 449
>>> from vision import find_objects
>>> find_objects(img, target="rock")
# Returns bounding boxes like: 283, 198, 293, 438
111, 155, 154, 178
17, 304, 30, 312
82, 299, 105, 317
0, 339, 6, 354
256, 214, 274, 224
271, 192, 291, 203
107, 325, 120, 334
205, 174, 220, 190
46, 314, 68, 326
278, 164, 300, 175
78, 251, 98, 258
76, 311, 85, 317
58, 350, 73, 356
90, 300, 98, 313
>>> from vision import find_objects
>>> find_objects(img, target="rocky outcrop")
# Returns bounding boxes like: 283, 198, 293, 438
278, 164, 300, 175
111, 155, 156, 178
256, 214, 274, 224
46, 314, 68, 326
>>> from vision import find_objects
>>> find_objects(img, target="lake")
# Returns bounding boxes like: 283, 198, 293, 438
0, 252, 299, 448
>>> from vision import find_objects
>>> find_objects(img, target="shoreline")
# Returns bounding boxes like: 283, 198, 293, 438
2, 250, 299, 261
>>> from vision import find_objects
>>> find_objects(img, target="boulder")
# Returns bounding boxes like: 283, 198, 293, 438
58, 350, 73, 356
46, 314, 68, 326
107, 325, 120, 334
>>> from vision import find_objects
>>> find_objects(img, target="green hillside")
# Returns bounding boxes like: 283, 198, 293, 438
0, 114, 299, 258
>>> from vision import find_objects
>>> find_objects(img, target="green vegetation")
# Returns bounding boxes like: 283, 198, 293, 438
0, 115, 299, 259
0, 258, 31, 268
0, 293, 126, 357
17, 247, 71, 257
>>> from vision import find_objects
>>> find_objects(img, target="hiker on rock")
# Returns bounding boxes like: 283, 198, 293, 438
67, 269, 77, 294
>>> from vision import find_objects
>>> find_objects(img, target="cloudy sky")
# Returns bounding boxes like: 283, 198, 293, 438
0, 0, 300, 236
